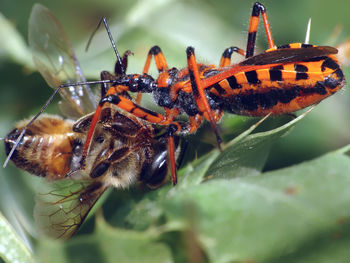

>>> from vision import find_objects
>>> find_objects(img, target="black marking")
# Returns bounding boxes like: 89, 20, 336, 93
188, 68, 199, 97
312, 82, 327, 95
324, 76, 341, 90
246, 32, 257, 58
245, 70, 260, 84
167, 124, 179, 137
321, 57, 339, 71
212, 83, 226, 95
296, 72, 309, 80
154, 87, 174, 108
278, 88, 300, 104
294, 64, 309, 80
294, 64, 308, 72
269, 65, 283, 81
240, 93, 259, 111
252, 2, 265, 16
222, 47, 239, 58
186, 46, 195, 58
100, 95, 121, 106
177, 90, 200, 116
227, 75, 241, 89
277, 44, 291, 49
139, 105, 161, 118
252, 5, 259, 16
334, 68, 344, 80
259, 89, 278, 109
149, 45, 161, 55
301, 44, 314, 48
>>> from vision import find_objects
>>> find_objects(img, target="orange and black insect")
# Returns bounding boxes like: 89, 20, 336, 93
79, 2, 345, 185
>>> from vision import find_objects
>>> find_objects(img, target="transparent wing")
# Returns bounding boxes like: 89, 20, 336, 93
28, 4, 97, 118
34, 178, 107, 240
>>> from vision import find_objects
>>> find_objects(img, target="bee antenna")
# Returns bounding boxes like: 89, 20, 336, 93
85, 17, 125, 76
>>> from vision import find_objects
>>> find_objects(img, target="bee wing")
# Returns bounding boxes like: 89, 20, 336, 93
28, 4, 97, 118
240, 46, 338, 66
34, 179, 107, 240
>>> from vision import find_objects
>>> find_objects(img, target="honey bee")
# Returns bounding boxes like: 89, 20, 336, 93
3, 4, 182, 239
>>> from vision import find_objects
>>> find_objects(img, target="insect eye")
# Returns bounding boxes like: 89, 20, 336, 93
140, 149, 168, 188
140, 136, 184, 188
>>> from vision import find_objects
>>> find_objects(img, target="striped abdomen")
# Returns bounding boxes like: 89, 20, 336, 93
205, 44, 345, 116
4, 115, 76, 180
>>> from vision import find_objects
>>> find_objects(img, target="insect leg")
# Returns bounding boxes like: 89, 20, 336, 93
166, 123, 185, 186
246, 2, 274, 58
219, 46, 246, 67
136, 46, 169, 104
143, 45, 169, 74
186, 46, 222, 149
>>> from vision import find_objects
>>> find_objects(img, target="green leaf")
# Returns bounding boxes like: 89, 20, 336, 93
161, 145, 350, 262
0, 213, 34, 263
206, 109, 312, 179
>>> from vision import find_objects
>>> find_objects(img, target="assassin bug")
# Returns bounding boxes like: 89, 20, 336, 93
6, 2, 345, 187
81, 2, 345, 185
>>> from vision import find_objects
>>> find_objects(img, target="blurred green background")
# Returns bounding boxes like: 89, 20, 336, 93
1, 0, 350, 261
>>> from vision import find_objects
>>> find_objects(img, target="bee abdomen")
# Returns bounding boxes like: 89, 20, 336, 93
4, 115, 76, 180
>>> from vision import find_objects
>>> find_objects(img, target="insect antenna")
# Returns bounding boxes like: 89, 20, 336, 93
85, 17, 125, 76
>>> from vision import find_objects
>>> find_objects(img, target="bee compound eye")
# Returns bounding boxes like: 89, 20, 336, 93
140, 135, 184, 187
140, 149, 168, 187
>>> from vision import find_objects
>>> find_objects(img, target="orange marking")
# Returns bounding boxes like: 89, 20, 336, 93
220, 57, 230, 67
218, 79, 234, 95
249, 16, 259, 32
256, 68, 271, 82
143, 54, 152, 73
289, 43, 302, 49
235, 71, 249, 84
154, 53, 168, 71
